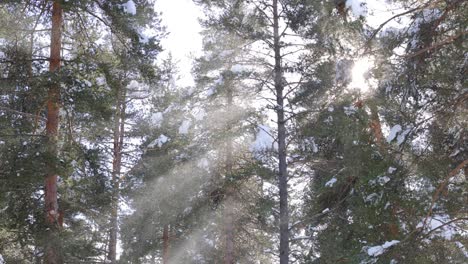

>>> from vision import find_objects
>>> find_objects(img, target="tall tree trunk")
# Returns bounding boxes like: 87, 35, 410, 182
272, 0, 289, 263
108, 85, 126, 263
44, 1, 63, 263
224, 78, 234, 264
163, 224, 170, 264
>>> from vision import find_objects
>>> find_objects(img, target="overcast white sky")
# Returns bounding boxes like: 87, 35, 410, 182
155, 0, 203, 87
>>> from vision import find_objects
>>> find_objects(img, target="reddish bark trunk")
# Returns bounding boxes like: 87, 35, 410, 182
369, 105, 384, 149
44, 1, 63, 263
108, 86, 126, 263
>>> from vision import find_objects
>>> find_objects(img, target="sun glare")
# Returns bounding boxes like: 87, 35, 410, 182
349, 57, 375, 94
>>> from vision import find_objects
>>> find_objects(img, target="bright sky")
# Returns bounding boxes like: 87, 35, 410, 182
153, 0, 404, 92
348, 0, 407, 95
155, 0, 203, 87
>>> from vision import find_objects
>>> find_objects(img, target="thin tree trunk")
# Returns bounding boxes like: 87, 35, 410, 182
163, 224, 170, 264
108, 84, 126, 263
28, 31, 34, 79
44, 1, 63, 263
224, 78, 234, 264
369, 105, 384, 150
224, 188, 235, 264
272, 0, 289, 263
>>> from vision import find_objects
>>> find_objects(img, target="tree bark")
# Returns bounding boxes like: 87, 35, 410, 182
163, 224, 170, 264
108, 84, 126, 263
224, 76, 235, 264
273, 0, 289, 263
44, 1, 63, 263
224, 188, 235, 264
369, 104, 384, 150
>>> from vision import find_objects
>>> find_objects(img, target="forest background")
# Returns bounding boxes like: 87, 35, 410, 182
0, 0, 466, 263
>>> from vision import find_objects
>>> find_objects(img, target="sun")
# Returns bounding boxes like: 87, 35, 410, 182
349, 56, 375, 94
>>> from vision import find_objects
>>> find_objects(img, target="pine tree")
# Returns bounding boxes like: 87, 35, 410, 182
1, 0, 162, 262
194, 1, 308, 261
364, 0, 467, 262
43, 2, 63, 262
192, 25, 264, 263
291, 0, 467, 262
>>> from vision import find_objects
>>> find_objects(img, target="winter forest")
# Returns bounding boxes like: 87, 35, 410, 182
0, 0, 467, 263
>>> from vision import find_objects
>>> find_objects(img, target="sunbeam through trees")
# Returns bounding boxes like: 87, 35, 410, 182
0, 0, 467, 263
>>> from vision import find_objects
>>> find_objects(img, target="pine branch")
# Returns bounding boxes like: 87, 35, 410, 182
0, 106, 46, 121
422, 217, 468, 239
364, 0, 442, 51
421, 159, 468, 229
404, 31, 466, 58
